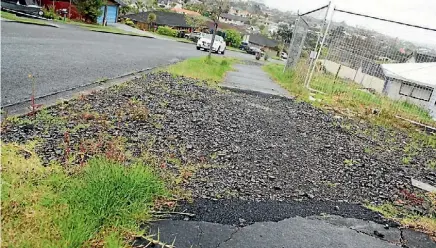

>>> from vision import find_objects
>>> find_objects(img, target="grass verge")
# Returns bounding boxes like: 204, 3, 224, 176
1, 142, 167, 247
165, 56, 237, 83
1, 11, 51, 26
58, 20, 153, 38
366, 192, 436, 238
263, 63, 435, 129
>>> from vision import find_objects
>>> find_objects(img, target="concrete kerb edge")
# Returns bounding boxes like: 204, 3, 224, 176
89, 29, 155, 39
2, 19, 59, 28
220, 85, 294, 101
1, 59, 184, 117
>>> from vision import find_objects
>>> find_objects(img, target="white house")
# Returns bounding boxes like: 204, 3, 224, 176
381, 62, 436, 119
219, 13, 248, 26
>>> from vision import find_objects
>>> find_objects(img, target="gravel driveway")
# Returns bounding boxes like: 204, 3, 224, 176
3, 70, 435, 206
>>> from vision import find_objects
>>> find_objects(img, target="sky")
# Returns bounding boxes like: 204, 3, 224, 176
264, 0, 436, 47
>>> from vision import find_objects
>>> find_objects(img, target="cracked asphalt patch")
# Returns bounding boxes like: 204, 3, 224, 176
140, 215, 435, 248
142, 216, 399, 248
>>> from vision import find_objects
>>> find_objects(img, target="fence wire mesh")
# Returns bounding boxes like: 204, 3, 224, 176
299, 8, 436, 123
285, 5, 329, 85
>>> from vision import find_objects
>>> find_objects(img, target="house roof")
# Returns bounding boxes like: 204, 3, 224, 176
248, 34, 278, 48
381, 62, 436, 88
220, 13, 249, 22
122, 11, 191, 28
171, 7, 201, 16
111, 0, 126, 6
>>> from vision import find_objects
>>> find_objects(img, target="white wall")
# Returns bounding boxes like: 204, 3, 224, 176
321, 60, 385, 93
385, 79, 436, 119
219, 17, 245, 26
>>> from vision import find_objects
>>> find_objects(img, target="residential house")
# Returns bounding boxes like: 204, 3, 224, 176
157, 0, 181, 9
381, 62, 436, 119
122, 11, 191, 31
243, 34, 279, 49
219, 13, 249, 26
407, 48, 436, 63
171, 7, 201, 16
228, 7, 252, 18
96, 0, 124, 24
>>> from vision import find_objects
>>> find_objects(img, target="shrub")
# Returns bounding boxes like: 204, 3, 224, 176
225, 29, 242, 48
42, 6, 59, 19
124, 18, 135, 27
156, 26, 178, 37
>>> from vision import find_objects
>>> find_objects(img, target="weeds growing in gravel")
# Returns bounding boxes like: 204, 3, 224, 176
165, 56, 237, 84
367, 191, 436, 237
263, 63, 435, 129
1, 142, 167, 247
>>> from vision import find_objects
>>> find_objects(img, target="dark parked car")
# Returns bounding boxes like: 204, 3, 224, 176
239, 41, 249, 51
246, 46, 262, 55
1, 0, 44, 16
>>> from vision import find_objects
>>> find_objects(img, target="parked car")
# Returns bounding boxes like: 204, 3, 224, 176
246, 46, 262, 55
196, 34, 226, 54
1, 0, 44, 17
281, 52, 288, 59
239, 41, 249, 50
187, 32, 205, 42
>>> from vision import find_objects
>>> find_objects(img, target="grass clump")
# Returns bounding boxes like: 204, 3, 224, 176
165, 56, 237, 83
1, 142, 167, 247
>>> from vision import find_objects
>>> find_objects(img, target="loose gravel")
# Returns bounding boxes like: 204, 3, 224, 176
2, 72, 435, 206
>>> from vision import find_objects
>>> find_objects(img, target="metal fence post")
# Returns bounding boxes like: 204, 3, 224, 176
306, 6, 335, 88
303, 1, 331, 87
284, 12, 300, 72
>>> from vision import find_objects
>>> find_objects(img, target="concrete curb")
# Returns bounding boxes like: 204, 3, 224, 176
2, 19, 59, 28
88, 29, 154, 39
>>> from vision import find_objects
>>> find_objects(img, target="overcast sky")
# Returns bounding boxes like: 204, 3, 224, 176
265, 0, 436, 46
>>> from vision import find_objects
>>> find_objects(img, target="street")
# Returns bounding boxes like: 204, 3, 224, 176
0, 21, 252, 107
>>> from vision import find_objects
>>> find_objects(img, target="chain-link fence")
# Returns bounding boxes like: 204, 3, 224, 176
284, 4, 330, 85
287, 6, 436, 123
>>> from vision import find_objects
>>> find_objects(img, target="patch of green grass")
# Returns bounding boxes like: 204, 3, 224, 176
1, 11, 49, 26
367, 202, 436, 237
263, 63, 435, 130
165, 56, 237, 83
1, 142, 167, 247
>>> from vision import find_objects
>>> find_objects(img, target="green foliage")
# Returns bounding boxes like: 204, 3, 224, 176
73, 0, 105, 23
124, 18, 135, 27
42, 6, 59, 19
224, 29, 242, 48
185, 15, 207, 29
263, 63, 435, 129
148, 12, 157, 24
1, 143, 167, 247
156, 26, 178, 37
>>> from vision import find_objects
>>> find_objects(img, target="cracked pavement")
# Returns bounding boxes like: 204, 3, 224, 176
140, 216, 435, 248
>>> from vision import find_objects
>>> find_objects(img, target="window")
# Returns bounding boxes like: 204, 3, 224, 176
399, 80, 433, 101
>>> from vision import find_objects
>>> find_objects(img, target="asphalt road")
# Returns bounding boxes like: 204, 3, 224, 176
1, 21, 252, 106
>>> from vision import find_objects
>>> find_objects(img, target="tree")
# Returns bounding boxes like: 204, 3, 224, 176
277, 23, 292, 43
225, 29, 242, 48
185, 15, 206, 31
119, 0, 132, 15
73, 0, 105, 23
147, 12, 156, 31
134, 0, 146, 13
200, 0, 230, 58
